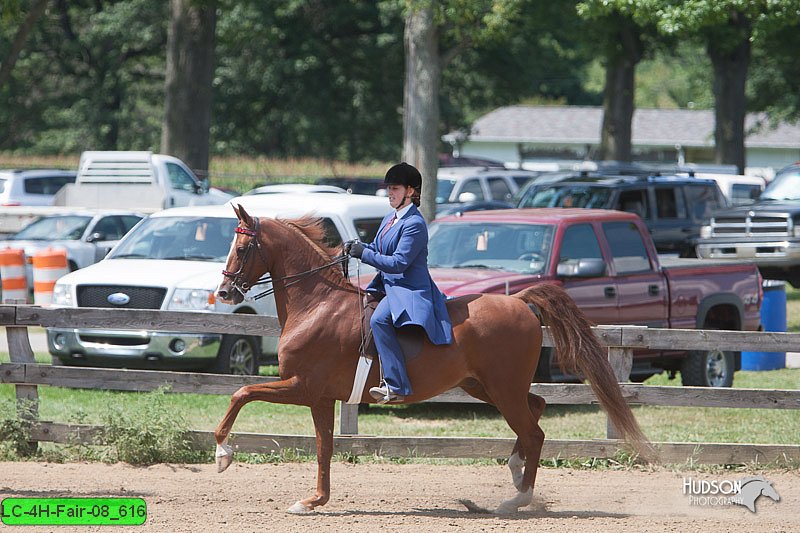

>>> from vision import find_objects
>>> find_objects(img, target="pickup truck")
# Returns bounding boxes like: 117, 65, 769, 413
53, 151, 234, 210
424, 208, 762, 387
47, 193, 391, 374
696, 162, 800, 287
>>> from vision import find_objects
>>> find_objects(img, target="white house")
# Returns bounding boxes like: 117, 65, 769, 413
443, 105, 800, 177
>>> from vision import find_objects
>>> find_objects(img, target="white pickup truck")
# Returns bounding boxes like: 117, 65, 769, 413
47, 193, 391, 374
54, 151, 233, 209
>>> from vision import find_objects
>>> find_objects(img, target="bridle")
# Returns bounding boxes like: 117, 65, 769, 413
221, 217, 350, 301
221, 217, 268, 297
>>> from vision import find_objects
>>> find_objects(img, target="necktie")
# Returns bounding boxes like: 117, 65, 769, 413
380, 215, 396, 239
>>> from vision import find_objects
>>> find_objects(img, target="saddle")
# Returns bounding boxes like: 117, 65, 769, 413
361, 295, 424, 361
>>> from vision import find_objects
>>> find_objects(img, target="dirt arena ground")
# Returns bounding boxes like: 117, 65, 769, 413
1, 461, 797, 532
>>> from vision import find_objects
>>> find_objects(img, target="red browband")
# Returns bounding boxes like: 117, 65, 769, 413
235, 227, 256, 236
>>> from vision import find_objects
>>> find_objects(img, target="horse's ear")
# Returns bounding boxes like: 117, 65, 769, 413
237, 204, 255, 228
231, 203, 242, 220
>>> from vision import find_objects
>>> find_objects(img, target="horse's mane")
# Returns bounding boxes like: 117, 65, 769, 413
277, 215, 340, 260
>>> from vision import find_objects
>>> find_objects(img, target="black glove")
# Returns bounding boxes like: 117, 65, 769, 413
347, 241, 365, 259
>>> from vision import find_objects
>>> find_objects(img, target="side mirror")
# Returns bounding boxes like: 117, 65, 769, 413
458, 191, 478, 203
557, 258, 606, 278
86, 232, 107, 243
199, 177, 210, 193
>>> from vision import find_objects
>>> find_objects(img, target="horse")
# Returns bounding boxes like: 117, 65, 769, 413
214, 204, 654, 514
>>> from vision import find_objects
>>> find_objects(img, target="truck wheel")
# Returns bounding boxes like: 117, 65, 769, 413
680, 348, 734, 387
214, 335, 259, 375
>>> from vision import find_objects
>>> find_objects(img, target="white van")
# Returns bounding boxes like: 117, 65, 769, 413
680, 172, 766, 206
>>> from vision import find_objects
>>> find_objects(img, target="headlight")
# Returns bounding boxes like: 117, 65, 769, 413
700, 225, 712, 239
52, 283, 74, 307
169, 288, 216, 311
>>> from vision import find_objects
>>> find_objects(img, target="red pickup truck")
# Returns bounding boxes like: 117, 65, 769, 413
425, 208, 762, 387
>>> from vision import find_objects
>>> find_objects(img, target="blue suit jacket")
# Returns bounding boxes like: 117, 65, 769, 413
360, 204, 453, 345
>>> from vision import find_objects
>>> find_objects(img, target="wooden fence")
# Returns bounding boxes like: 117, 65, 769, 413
2, 304, 799, 465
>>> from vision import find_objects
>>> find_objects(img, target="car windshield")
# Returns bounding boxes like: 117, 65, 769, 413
428, 222, 554, 274
761, 170, 800, 201
109, 216, 238, 262
12, 215, 91, 240
436, 179, 456, 204
518, 184, 613, 208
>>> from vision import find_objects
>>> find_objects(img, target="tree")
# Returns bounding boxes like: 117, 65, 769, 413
577, 2, 663, 162
641, 1, 800, 172
161, 0, 217, 176
403, 0, 523, 220
0, 0, 48, 88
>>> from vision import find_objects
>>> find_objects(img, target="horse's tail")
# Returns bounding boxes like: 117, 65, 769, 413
513, 283, 656, 461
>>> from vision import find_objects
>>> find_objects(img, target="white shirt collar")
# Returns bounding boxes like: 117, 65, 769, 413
394, 203, 413, 220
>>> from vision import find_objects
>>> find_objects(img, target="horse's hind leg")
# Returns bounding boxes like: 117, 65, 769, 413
461, 382, 546, 509
489, 386, 546, 513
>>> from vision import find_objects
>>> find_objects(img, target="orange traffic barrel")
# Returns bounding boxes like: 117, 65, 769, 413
0, 248, 29, 303
32, 248, 69, 305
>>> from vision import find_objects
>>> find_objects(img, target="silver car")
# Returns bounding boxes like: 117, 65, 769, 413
0, 169, 77, 206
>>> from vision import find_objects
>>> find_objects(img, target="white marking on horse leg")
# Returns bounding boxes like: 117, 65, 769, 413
495, 487, 533, 514
287, 501, 314, 514
215, 441, 234, 473
508, 451, 524, 491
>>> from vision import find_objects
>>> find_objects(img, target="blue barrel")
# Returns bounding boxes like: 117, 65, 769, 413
742, 280, 787, 371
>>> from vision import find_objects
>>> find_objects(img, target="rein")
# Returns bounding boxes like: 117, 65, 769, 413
222, 217, 350, 301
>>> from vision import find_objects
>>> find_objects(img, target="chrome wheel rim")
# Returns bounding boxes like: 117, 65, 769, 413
229, 338, 255, 375
706, 349, 728, 387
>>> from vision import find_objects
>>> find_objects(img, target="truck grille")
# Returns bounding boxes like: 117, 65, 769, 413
710, 214, 791, 237
76, 285, 167, 309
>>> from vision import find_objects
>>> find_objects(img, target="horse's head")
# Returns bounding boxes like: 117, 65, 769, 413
217, 203, 268, 304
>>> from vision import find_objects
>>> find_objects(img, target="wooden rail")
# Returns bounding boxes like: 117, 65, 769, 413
2, 304, 799, 464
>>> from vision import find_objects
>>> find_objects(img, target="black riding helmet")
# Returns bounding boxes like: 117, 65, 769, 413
384, 162, 422, 190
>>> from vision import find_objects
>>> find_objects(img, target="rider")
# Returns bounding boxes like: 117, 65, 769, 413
346, 162, 452, 403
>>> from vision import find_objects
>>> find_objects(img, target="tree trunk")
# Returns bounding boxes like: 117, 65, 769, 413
161, 0, 216, 177
0, 0, 49, 88
599, 20, 642, 162
708, 12, 751, 174
403, 4, 440, 222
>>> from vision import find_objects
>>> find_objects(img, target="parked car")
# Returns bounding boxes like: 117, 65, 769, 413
0, 169, 76, 206
438, 154, 506, 168
0, 210, 144, 287
314, 176, 386, 195
516, 173, 727, 257
437, 167, 539, 206
421, 208, 762, 386
48, 193, 392, 374
679, 172, 766, 206
243, 183, 347, 195
435, 199, 515, 217
696, 162, 800, 286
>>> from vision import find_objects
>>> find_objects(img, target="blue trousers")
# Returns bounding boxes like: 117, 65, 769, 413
370, 297, 412, 396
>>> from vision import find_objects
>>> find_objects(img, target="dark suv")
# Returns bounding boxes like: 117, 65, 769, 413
516, 173, 726, 256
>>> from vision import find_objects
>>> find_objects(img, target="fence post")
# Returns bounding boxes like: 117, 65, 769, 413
339, 402, 359, 435
605, 346, 633, 440
6, 320, 40, 455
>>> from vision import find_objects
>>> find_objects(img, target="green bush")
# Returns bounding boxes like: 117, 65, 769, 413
99, 388, 202, 465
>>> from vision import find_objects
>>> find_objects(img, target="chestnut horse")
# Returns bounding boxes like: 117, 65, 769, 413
214, 204, 652, 514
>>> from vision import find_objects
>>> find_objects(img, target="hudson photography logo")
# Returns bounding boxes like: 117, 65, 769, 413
682, 475, 781, 513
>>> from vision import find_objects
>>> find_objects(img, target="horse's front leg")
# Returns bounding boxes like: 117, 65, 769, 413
214, 377, 304, 472
287, 399, 336, 514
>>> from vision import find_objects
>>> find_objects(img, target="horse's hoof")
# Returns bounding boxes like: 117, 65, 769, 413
215, 442, 234, 473
287, 501, 313, 515
216, 453, 233, 473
